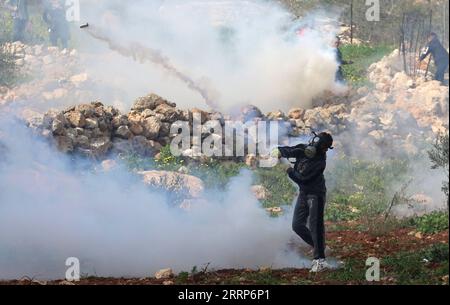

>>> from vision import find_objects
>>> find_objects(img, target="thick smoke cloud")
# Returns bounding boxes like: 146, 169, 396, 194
0, 0, 345, 280
76, 0, 341, 112
0, 116, 310, 280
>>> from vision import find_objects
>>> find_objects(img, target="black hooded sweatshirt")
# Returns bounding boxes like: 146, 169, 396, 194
279, 144, 327, 196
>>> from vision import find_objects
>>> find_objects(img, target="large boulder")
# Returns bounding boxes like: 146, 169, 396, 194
240, 105, 263, 122
65, 111, 86, 128
138, 171, 205, 199
142, 117, 162, 140
88, 137, 113, 157
155, 103, 182, 123
251, 185, 270, 201
132, 93, 176, 112
288, 108, 305, 120
154, 268, 174, 280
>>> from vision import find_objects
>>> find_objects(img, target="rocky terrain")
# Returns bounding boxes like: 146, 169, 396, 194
0, 31, 448, 287
1, 43, 448, 164
1, 43, 449, 218
3, 44, 449, 220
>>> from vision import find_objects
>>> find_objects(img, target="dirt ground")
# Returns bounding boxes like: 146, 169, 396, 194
1, 222, 448, 286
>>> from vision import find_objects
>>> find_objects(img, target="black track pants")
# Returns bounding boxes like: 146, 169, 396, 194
435, 62, 449, 83
292, 193, 326, 259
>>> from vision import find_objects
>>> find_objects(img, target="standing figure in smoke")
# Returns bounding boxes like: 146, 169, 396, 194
420, 32, 449, 85
334, 36, 352, 83
5, 0, 29, 42
43, 0, 70, 48
275, 132, 334, 273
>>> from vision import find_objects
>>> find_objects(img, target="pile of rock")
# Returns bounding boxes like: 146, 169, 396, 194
16, 45, 448, 162
32, 94, 188, 158
350, 49, 449, 151
40, 101, 119, 157
31, 86, 447, 162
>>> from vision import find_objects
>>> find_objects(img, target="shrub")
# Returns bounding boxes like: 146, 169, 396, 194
408, 211, 449, 234
155, 145, 185, 171
428, 132, 449, 207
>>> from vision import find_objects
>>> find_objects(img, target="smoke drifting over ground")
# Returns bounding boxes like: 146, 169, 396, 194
0, 117, 308, 280
0, 0, 341, 276
77, 0, 340, 112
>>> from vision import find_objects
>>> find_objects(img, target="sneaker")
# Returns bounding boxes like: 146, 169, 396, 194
310, 259, 320, 273
310, 259, 333, 273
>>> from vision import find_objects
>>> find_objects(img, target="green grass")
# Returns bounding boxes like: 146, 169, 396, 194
325, 259, 366, 283
325, 201, 361, 222
121, 146, 297, 209
407, 211, 449, 234
322, 244, 449, 285
189, 160, 246, 190
382, 243, 449, 285
254, 165, 297, 208
326, 157, 411, 227
340, 44, 394, 87
244, 271, 282, 285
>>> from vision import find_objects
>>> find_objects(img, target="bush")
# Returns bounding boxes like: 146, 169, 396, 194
155, 145, 185, 171
408, 211, 449, 234
428, 132, 449, 206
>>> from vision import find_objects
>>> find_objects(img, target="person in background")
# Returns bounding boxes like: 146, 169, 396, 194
420, 32, 449, 84
6, 0, 29, 42
43, 0, 70, 48
334, 36, 353, 83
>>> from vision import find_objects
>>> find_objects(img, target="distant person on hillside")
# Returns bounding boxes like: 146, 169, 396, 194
43, 0, 70, 48
334, 36, 353, 83
420, 32, 449, 84
6, 0, 29, 42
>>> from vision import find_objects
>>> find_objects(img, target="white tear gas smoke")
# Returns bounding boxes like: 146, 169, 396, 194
84, 25, 220, 110
0, 116, 310, 280
76, 0, 341, 112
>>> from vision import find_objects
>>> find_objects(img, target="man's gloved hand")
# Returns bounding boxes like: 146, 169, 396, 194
286, 167, 298, 182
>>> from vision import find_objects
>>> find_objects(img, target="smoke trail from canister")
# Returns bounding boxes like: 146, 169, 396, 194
84, 25, 220, 110
75, 0, 340, 112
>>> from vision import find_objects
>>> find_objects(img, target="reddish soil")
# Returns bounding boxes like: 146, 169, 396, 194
1, 224, 448, 286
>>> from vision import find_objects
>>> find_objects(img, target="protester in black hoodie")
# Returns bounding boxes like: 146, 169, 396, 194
277, 132, 333, 273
